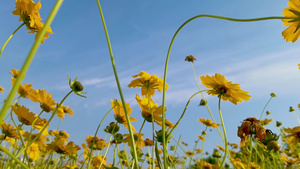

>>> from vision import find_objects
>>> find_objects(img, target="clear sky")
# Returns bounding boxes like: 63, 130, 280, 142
0, 0, 300, 160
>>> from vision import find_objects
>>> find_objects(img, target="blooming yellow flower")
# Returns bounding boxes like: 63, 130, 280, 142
230, 158, 246, 169
56, 104, 74, 119
91, 155, 107, 169
85, 136, 108, 150
198, 118, 220, 128
136, 94, 174, 128
0, 86, 4, 94
35, 89, 56, 112
197, 135, 206, 141
18, 83, 39, 102
283, 126, 300, 145
12, 0, 53, 43
282, 0, 300, 42
26, 142, 40, 161
0, 122, 20, 140
123, 133, 145, 149
200, 73, 251, 105
23, 131, 47, 151
128, 71, 168, 97
111, 99, 137, 133
185, 150, 195, 157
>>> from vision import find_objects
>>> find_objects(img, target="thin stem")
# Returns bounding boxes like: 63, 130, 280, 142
218, 98, 228, 168
95, 1, 138, 168
259, 96, 273, 120
247, 136, 253, 169
0, 23, 25, 58
87, 107, 114, 168
0, 0, 63, 127
190, 62, 225, 143
136, 119, 146, 150
162, 14, 293, 168
0, 145, 29, 169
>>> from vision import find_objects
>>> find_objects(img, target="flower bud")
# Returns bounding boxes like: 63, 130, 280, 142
289, 106, 295, 112
199, 99, 207, 106
270, 93, 276, 97
267, 141, 280, 152
73, 81, 83, 92
266, 111, 271, 115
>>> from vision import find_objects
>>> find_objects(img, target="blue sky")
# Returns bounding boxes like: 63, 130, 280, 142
0, 0, 300, 161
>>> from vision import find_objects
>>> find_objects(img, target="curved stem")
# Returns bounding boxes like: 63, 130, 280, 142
0, 23, 25, 58
218, 98, 228, 168
95, 1, 138, 168
87, 107, 114, 168
168, 90, 208, 136
161, 15, 291, 168
0, 145, 29, 169
259, 96, 273, 120
0, 0, 63, 128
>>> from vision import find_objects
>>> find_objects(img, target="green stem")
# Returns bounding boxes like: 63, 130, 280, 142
16, 90, 72, 158
0, 0, 63, 127
247, 136, 253, 169
0, 145, 29, 169
0, 23, 25, 58
86, 107, 114, 169
95, 1, 138, 168
169, 90, 208, 136
218, 98, 228, 168
162, 14, 294, 168
259, 96, 273, 120
136, 119, 146, 150
190, 62, 225, 143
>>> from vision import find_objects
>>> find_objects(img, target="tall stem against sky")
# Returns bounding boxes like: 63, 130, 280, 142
162, 14, 293, 168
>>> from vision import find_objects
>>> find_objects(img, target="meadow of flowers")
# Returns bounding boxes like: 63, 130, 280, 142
0, 0, 300, 169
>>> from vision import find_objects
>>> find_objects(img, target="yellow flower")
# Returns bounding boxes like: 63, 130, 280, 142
123, 133, 145, 149
200, 73, 251, 105
260, 118, 272, 126
56, 105, 74, 119
10, 68, 25, 85
82, 143, 90, 159
0, 86, 4, 94
198, 118, 220, 128
249, 162, 260, 169
111, 99, 137, 133
12, 0, 53, 43
36, 89, 56, 112
18, 83, 39, 102
91, 155, 107, 169
26, 143, 40, 161
85, 136, 108, 150
128, 71, 168, 97
197, 135, 206, 141
23, 131, 47, 151
283, 126, 300, 145
0, 122, 20, 140
230, 158, 246, 169
194, 148, 203, 153
298, 63, 300, 69
136, 94, 174, 128
282, 0, 300, 42
65, 141, 81, 156
216, 145, 225, 152
185, 150, 195, 157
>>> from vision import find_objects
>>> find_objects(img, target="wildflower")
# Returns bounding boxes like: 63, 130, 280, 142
196, 160, 215, 169
212, 149, 222, 158
0, 86, 4, 94
181, 141, 188, 146
260, 118, 272, 126
12, 0, 53, 43
104, 122, 120, 134
69, 77, 87, 98
111, 99, 137, 133
85, 136, 108, 150
194, 148, 203, 153
229, 142, 239, 149
282, 0, 300, 42
249, 162, 260, 169
82, 143, 90, 159
64, 164, 78, 169
56, 104, 74, 119
128, 71, 168, 97
216, 145, 225, 152
91, 155, 107, 169
185, 55, 196, 63
26, 143, 40, 161
198, 118, 220, 128
144, 138, 153, 146
283, 126, 300, 145
23, 131, 47, 151
237, 117, 266, 145
10, 68, 25, 85
136, 94, 174, 128
18, 83, 38, 101
202, 131, 207, 136
185, 150, 195, 157
35, 89, 56, 112
0, 122, 20, 139
200, 73, 250, 105
229, 158, 246, 169
65, 141, 81, 158
123, 133, 145, 149
197, 135, 206, 141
